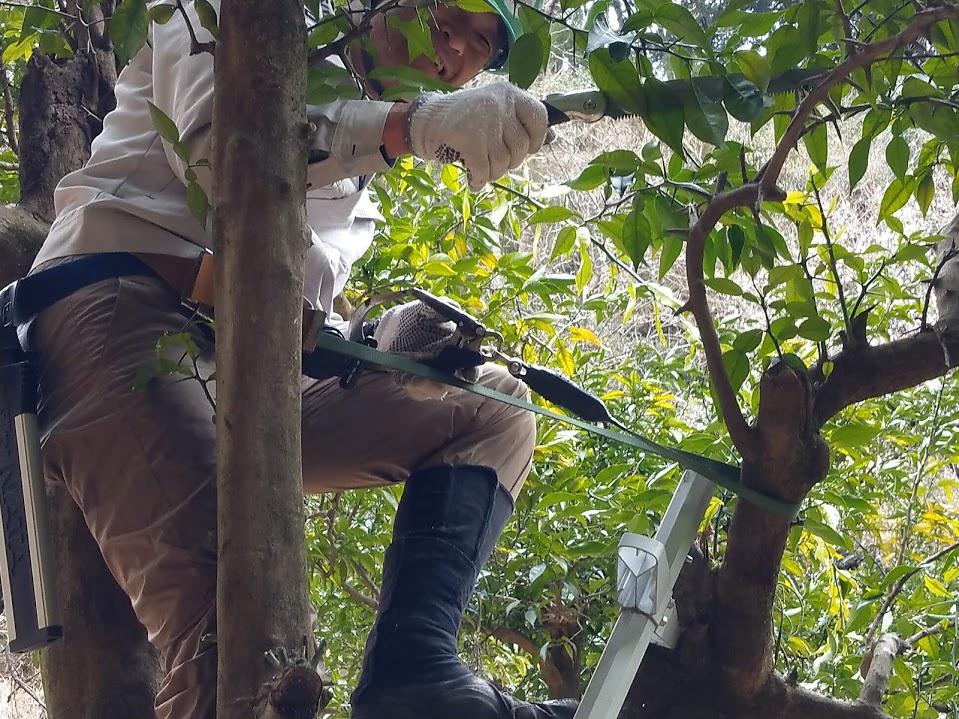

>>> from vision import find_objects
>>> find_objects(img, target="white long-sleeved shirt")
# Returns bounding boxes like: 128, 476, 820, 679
34, 0, 391, 316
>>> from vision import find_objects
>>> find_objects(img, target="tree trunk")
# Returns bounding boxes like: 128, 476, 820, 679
3, 45, 160, 719
212, 2, 321, 717
39, 484, 160, 719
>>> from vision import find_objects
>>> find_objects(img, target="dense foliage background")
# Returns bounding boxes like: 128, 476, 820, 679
1, 0, 958, 716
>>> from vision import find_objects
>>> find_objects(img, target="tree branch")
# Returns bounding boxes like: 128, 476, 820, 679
862, 541, 959, 650
813, 320, 959, 426
859, 634, 905, 707
758, 674, 891, 719
684, 185, 763, 460
760, 4, 959, 192
905, 617, 952, 647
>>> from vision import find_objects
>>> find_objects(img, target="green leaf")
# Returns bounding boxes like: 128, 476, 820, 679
862, 108, 891, 140
528, 206, 578, 225
803, 518, 851, 551
797, 316, 831, 341
722, 349, 749, 392
735, 49, 770, 92
885, 136, 909, 180
768, 25, 807, 76
590, 150, 644, 173
565, 164, 607, 191
658, 234, 683, 279
622, 204, 651, 269
575, 241, 593, 294
724, 75, 765, 123
684, 84, 728, 146
146, 0, 176, 24
508, 33, 545, 90
194, 0, 219, 39
803, 123, 828, 174
703, 277, 741, 295
308, 18, 344, 47
878, 178, 913, 223
147, 101, 181, 144
21, 2, 58, 39
644, 78, 685, 156
654, 3, 710, 49
727, 225, 746, 269
111, 0, 150, 66
622, 8, 654, 33
916, 173, 935, 217
777, 352, 806, 371
387, 10, 437, 63
550, 226, 577, 262
308, 63, 359, 104
797, 218, 813, 256
733, 328, 763, 352
588, 49, 646, 117
911, 103, 959, 142
186, 180, 209, 227
568, 540, 613, 558
848, 136, 871, 192
796, 0, 821, 55
830, 424, 882, 448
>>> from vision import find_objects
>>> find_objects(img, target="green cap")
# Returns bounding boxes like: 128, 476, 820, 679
482, 0, 522, 70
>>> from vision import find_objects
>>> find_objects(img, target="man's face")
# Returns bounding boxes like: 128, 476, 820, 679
365, 3, 506, 87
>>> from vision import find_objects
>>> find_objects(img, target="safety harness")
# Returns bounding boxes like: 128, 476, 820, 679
2, 252, 801, 517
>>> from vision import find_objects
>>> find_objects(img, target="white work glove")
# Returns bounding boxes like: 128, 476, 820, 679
407, 83, 549, 191
373, 300, 484, 401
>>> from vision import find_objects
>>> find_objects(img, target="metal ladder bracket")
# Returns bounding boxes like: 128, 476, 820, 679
572, 471, 717, 719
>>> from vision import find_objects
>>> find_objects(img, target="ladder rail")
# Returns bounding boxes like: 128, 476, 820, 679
573, 471, 717, 719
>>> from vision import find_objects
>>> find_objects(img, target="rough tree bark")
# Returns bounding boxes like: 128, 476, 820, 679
213, 1, 324, 717
1, 40, 161, 719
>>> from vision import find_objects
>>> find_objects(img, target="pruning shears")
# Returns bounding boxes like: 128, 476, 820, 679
349, 287, 630, 427
542, 68, 828, 125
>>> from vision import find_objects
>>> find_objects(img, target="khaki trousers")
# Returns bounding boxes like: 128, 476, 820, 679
30, 275, 536, 719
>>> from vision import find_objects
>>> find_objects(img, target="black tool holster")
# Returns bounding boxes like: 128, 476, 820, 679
0, 282, 62, 652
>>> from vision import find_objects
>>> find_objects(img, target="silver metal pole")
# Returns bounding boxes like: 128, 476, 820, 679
573, 471, 716, 719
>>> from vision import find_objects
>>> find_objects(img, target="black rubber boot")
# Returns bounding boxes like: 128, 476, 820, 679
350, 466, 578, 719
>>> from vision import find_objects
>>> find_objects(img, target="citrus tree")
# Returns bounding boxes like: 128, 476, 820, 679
1, 0, 958, 718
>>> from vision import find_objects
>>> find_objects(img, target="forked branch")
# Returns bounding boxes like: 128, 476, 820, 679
684, 3, 959, 461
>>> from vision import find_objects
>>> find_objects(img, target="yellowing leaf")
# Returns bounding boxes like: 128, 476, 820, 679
555, 339, 575, 376
923, 575, 950, 598
569, 327, 602, 346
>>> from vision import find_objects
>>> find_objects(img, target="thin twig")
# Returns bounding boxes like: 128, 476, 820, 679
10, 671, 47, 711
864, 539, 959, 650
921, 242, 959, 330
894, 385, 944, 569
851, 259, 887, 318
174, 0, 216, 56
833, 0, 855, 55
760, 5, 959, 193
811, 179, 851, 335
684, 184, 761, 458
0, 0, 75, 17
905, 617, 952, 648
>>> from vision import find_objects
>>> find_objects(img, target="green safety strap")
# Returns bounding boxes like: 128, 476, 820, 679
313, 333, 803, 518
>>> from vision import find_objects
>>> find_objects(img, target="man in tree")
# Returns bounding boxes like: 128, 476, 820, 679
19, 1, 575, 718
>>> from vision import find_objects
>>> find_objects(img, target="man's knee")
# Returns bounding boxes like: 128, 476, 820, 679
471, 365, 536, 495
